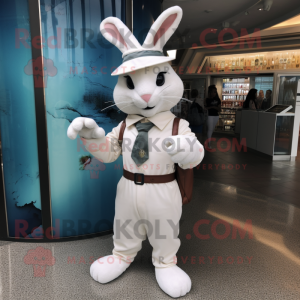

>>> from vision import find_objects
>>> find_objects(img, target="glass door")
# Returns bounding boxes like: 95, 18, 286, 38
0, 0, 43, 238
277, 76, 300, 112
39, 0, 126, 237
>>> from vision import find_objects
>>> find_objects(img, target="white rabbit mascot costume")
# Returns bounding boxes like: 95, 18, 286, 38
67, 6, 204, 298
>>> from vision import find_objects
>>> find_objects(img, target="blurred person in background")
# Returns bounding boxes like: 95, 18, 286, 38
243, 88, 258, 110
256, 90, 264, 109
205, 85, 221, 149
261, 90, 272, 110
188, 89, 205, 137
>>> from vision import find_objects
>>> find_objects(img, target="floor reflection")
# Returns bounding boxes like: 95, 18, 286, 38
0, 179, 300, 299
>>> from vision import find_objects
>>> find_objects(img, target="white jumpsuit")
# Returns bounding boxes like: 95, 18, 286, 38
83, 111, 203, 268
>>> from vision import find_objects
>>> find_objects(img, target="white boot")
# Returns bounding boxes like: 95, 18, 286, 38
155, 265, 192, 298
90, 255, 131, 284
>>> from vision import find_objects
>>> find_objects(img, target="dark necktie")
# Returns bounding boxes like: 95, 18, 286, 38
131, 121, 154, 166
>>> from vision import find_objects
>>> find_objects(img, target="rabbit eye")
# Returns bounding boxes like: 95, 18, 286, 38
124, 75, 134, 90
156, 72, 166, 86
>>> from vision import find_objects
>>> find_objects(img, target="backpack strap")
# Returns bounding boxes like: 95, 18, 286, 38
118, 120, 126, 141
172, 117, 180, 136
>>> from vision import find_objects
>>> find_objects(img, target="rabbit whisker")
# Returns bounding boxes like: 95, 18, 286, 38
181, 97, 193, 103
160, 97, 181, 108
117, 104, 133, 112
162, 96, 193, 103
101, 101, 131, 111
157, 85, 171, 95
160, 96, 178, 102
115, 95, 147, 102
164, 99, 177, 105
161, 99, 177, 106
160, 96, 181, 99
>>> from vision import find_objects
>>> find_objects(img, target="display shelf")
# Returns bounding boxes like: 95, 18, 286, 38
221, 107, 242, 109
223, 87, 249, 89
206, 50, 300, 75
222, 77, 249, 108
222, 78, 249, 104
216, 107, 236, 133
216, 77, 247, 133
223, 100, 246, 102
222, 104, 244, 107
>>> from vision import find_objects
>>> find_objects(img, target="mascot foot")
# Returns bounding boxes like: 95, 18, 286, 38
90, 255, 130, 284
155, 265, 191, 298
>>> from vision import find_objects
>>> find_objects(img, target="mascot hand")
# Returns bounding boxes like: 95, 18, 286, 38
164, 135, 204, 166
67, 117, 105, 140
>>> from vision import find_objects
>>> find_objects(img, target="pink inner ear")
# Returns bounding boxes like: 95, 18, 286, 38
104, 23, 128, 49
153, 13, 177, 46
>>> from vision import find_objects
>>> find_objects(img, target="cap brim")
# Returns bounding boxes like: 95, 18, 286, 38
111, 56, 173, 76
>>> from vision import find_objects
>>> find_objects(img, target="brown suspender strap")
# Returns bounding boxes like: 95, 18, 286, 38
118, 120, 126, 141
172, 117, 180, 136
171, 117, 194, 205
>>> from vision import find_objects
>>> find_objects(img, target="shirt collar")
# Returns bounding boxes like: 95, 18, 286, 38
125, 111, 175, 131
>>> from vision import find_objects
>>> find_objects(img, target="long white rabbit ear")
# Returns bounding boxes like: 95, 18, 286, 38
100, 17, 142, 55
142, 6, 183, 52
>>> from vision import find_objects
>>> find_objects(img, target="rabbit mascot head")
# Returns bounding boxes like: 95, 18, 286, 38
100, 6, 183, 117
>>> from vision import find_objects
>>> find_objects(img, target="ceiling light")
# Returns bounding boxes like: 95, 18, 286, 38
258, 7, 264, 11
222, 21, 230, 28
231, 21, 240, 26
166, 0, 199, 2
263, 0, 273, 11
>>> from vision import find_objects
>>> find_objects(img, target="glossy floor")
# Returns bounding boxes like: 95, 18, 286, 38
196, 133, 300, 208
1, 177, 300, 299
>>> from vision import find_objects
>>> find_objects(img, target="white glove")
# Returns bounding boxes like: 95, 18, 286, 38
67, 117, 105, 140
164, 135, 204, 168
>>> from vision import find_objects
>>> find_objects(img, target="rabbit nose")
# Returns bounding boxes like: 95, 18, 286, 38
141, 94, 152, 102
